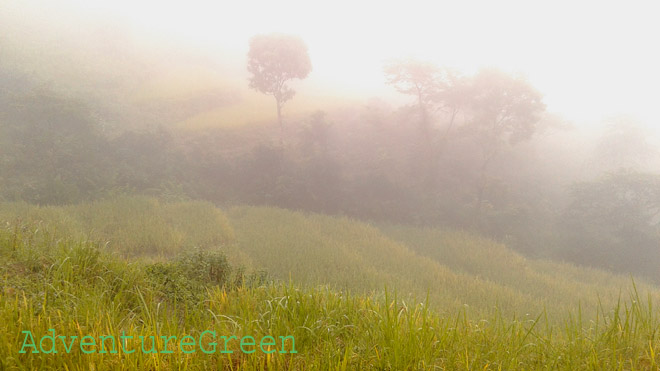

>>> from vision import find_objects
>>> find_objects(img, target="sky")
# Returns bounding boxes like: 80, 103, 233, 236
7, 0, 660, 130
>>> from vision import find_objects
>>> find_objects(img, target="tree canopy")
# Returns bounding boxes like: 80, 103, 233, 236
560, 170, 660, 277
247, 33, 312, 139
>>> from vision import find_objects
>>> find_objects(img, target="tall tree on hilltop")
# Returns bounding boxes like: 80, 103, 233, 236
247, 33, 312, 143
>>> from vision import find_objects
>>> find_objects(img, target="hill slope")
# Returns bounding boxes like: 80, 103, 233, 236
227, 206, 660, 319
1, 198, 657, 320
2, 200, 660, 369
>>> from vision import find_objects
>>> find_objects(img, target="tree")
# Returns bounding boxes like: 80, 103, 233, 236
466, 68, 545, 215
385, 59, 440, 135
384, 59, 464, 136
560, 170, 660, 279
0, 89, 111, 203
247, 33, 312, 142
593, 116, 657, 171
384, 59, 465, 190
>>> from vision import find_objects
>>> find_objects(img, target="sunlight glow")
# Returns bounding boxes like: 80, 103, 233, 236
19, 0, 660, 129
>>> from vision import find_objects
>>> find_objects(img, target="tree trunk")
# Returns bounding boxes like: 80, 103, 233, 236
475, 150, 495, 222
276, 98, 283, 145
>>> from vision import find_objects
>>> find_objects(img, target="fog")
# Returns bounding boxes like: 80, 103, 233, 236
2, 0, 660, 282
5, 0, 660, 127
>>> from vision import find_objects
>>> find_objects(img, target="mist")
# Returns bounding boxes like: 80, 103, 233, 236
3, 0, 660, 273
2, 1, 660, 368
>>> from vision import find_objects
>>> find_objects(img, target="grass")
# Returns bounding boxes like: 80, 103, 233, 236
0, 196, 234, 258
227, 206, 660, 320
1, 197, 660, 369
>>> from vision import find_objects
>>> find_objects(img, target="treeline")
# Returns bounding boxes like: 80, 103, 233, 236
1, 65, 659, 282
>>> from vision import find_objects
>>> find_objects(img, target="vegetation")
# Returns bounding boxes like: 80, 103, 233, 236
2, 198, 660, 369
228, 205, 660, 319
560, 170, 660, 277
0, 197, 234, 257
247, 33, 312, 140
2, 7, 660, 369
2, 53, 658, 283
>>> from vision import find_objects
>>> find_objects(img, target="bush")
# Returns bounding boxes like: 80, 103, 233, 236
145, 249, 268, 305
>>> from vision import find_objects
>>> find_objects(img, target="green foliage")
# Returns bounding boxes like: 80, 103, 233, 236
227, 205, 660, 320
146, 249, 232, 304
560, 170, 660, 279
2, 197, 658, 322
0, 196, 235, 256
147, 249, 270, 305
0, 90, 111, 203
2, 217, 660, 369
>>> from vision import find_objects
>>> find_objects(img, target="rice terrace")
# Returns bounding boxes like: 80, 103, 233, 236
2, 1, 660, 369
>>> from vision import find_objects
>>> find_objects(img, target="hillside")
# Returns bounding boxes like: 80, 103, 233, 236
1, 197, 657, 319
0, 9, 356, 132
2, 197, 660, 369
227, 206, 660, 319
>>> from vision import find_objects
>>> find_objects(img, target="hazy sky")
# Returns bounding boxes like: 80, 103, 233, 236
8, 0, 660, 129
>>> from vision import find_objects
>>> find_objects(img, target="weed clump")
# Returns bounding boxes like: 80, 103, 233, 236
146, 249, 231, 304
146, 249, 270, 305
